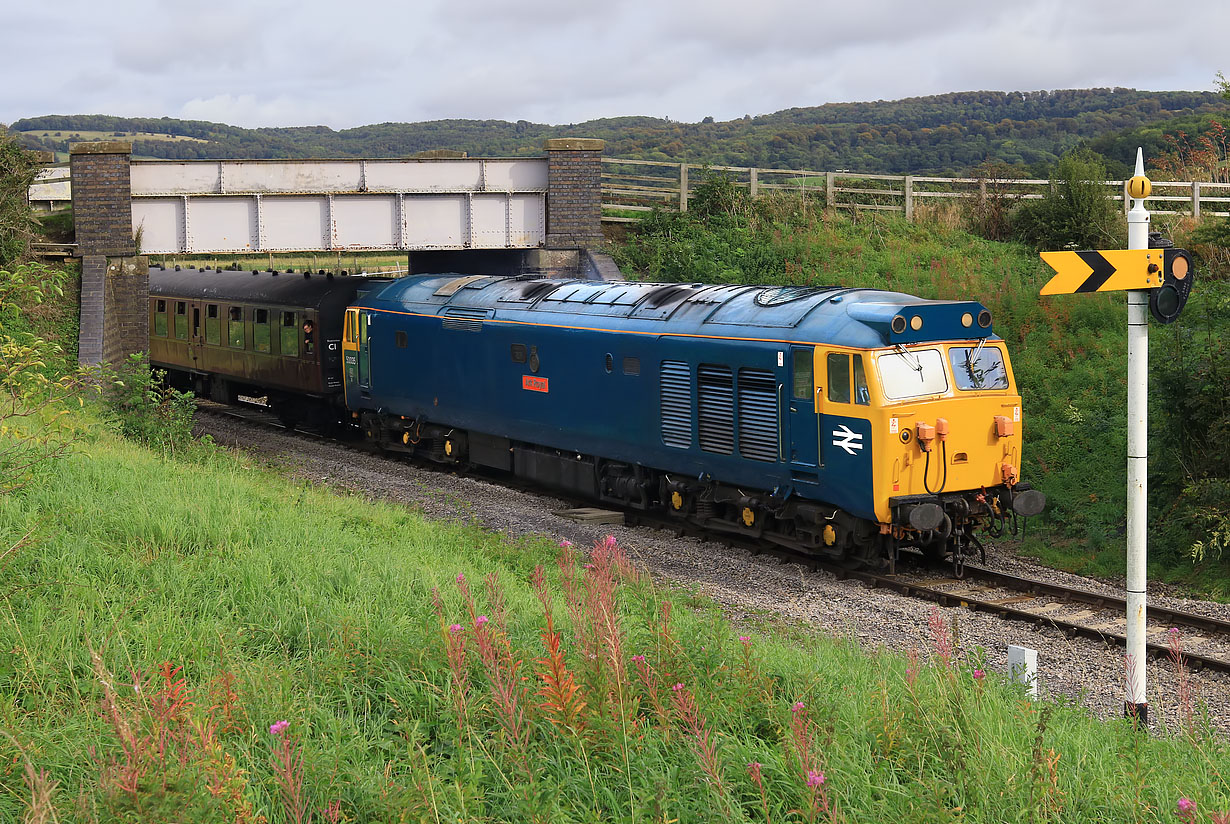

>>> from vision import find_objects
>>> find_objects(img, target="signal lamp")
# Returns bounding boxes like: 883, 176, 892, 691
1148, 248, 1194, 324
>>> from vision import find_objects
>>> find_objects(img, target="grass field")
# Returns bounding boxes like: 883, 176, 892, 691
0, 411, 1227, 822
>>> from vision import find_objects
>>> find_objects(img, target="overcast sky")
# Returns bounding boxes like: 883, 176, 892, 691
6, 0, 1228, 129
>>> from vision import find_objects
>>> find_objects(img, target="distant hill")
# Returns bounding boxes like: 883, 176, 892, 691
13, 88, 1230, 176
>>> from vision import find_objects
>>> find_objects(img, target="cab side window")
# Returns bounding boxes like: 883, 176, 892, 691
792, 353, 813, 399
826, 353, 851, 403
853, 354, 870, 405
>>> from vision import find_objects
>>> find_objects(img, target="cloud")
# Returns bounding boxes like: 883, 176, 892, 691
3, 0, 1228, 129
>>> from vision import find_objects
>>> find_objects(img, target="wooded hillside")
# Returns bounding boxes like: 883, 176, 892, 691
13, 88, 1230, 175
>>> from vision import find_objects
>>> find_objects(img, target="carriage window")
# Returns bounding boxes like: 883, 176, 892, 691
853, 354, 870, 405
174, 301, 188, 340
204, 304, 221, 345
877, 348, 948, 400
280, 311, 299, 357
826, 353, 851, 404
950, 345, 1008, 390
254, 308, 271, 353
228, 307, 245, 349
153, 300, 167, 337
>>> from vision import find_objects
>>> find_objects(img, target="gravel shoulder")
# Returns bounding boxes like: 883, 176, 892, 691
196, 411, 1230, 736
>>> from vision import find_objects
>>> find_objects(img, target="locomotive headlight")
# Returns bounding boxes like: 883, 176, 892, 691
977, 309, 992, 328
909, 315, 923, 331
961, 312, 973, 328
891, 315, 907, 334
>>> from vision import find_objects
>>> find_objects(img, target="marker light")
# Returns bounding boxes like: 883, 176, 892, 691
977, 310, 992, 328
961, 312, 973, 327
910, 315, 923, 331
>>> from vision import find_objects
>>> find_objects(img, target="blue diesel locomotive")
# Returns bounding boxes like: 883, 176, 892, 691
339, 274, 1044, 567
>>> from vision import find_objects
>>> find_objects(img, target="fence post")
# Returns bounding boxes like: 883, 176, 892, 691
979, 179, 987, 203
826, 172, 834, 208
679, 163, 688, 212
904, 175, 914, 222
1192, 182, 1201, 219
749, 167, 759, 199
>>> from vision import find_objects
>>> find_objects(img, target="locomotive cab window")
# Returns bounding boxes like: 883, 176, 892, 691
153, 300, 167, 337
280, 311, 298, 357
228, 307, 245, 349
877, 347, 948, 400
826, 353, 851, 404
253, 309, 271, 353
204, 304, 221, 346
792, 352, 813, 399
950, 344, 1008, 390
853, 354, 870, 405
174, 302, 188, 340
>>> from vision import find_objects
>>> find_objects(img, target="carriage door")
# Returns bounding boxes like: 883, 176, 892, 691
788, 346, 820, 477
189, 301, 204, 366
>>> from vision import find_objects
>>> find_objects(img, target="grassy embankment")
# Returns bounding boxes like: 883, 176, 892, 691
0, 255, 1225, 822
1, 407, 1228, 822
612, 195, 1230, 596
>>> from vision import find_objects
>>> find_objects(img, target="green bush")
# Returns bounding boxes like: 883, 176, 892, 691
104, 353, 199, 455
0, 128, 39, 266
1011, 149, 1123, 251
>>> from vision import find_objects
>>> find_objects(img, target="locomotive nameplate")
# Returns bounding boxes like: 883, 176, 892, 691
522, 375, 549, 393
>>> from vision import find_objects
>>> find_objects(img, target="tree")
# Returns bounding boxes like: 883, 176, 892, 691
0, 128, 39, 266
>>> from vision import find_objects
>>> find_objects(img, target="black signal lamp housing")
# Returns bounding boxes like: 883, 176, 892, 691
1148, 245, 1194, 325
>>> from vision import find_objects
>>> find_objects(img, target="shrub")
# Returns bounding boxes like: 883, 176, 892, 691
1011, 149, 1123, 251
0, 129, 40, 266
104, 354, 198, 455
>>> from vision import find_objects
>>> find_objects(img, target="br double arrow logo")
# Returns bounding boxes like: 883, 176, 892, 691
832, 424, 864, 456
1039, 249, 1162, 295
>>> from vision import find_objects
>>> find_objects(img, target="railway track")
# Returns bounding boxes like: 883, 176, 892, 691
196, 399, 1230, 675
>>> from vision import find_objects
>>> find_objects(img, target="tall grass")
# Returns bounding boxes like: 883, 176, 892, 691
0, 418, 1228, 821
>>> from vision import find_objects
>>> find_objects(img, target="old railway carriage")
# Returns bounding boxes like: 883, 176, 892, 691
342, 275, 1043, 564
149, 267, 363, 425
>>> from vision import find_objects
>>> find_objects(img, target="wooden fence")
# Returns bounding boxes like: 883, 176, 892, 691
600, 158, 1230, 222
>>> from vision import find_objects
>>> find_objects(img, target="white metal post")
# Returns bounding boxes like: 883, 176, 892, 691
1125, 148, 1150, 723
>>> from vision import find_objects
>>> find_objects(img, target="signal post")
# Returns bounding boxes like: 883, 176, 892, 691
1039, 148, 1194, 724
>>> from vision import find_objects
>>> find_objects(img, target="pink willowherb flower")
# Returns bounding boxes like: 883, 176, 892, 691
1178, 798, 1196, 814
449, 623, 463, 633
475, 615, 489, 627
747, 761, 762, 777
792, 701, 805, 713
672, 683, 684, 692
559, 539, 574, 548
631, 654, 645, 663
456, 573, 465, 584
973, 669, 986, 680
269, 719, 290, 736
739, 636, 751, 643
807, 770, 825, 788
